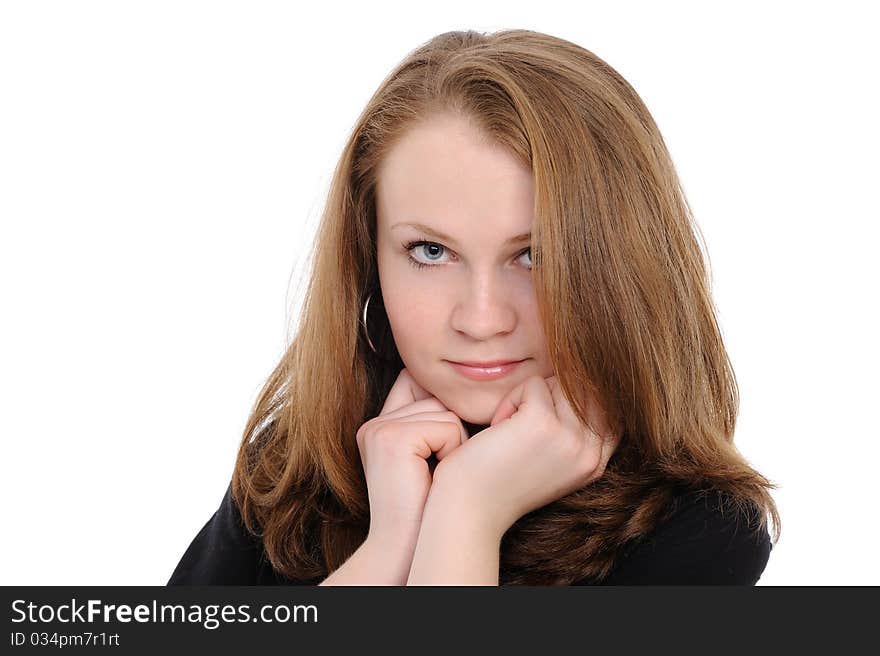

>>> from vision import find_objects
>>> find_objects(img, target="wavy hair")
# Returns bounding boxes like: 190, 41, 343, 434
231, 28, 781, 585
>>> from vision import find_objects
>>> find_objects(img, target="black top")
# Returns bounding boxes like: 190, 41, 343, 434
167, 483, 772, 586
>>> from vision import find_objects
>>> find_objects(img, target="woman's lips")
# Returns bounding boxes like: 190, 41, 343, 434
446, 359, 525, 381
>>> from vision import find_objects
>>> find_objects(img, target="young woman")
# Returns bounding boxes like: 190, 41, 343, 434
168, 28, 780, 586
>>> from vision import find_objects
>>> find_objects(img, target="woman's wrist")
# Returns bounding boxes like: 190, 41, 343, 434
362, 529, 421, 584
366, 525, 421, 557
406, 475, 505, 585
319, 531, 418, 586
430, 463, 514, 542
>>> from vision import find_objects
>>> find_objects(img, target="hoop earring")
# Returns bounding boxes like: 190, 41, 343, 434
361, 290, 378, 354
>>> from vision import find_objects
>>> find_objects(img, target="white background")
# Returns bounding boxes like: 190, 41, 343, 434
1, 1, 876, 585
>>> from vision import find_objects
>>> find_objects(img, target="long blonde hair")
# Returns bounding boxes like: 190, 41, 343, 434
231, 28, 780, 584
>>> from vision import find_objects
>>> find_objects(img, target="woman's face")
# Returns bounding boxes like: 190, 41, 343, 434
375, 113, 554, 429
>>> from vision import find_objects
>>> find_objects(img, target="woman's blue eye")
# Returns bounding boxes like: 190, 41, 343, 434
402, 239, 532, 271
405, 241, 447, 269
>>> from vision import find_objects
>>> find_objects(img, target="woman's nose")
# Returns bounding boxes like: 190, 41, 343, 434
449, 273, 518, 339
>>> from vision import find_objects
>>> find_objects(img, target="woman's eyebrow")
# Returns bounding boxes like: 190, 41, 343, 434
390, 221, 531, 247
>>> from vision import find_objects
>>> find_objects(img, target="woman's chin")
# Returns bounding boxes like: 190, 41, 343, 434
433, 395, 495, 435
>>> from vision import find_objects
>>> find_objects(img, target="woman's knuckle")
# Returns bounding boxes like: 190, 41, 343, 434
371, 423, 400, 448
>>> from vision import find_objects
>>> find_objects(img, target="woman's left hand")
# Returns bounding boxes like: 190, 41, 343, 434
432, 375, 622, 538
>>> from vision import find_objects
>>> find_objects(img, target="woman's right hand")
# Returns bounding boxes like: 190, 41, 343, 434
356, 367, 467, 549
